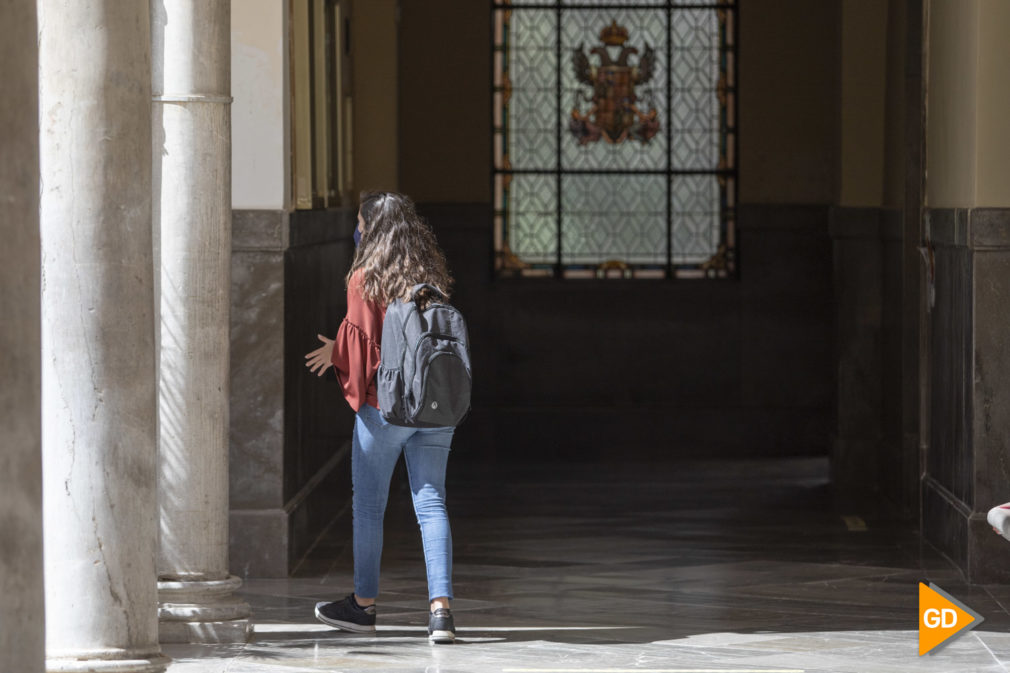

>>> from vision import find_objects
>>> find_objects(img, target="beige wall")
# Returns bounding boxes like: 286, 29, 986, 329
925, 0, 979, 208
398, 0, 490, 203
975, 0, 1010, 206
232, 0, 288, 209
839, 0, 888, 207
390, 0, 903, 207
882, 0, 907, 209
352, 0, 399, 194
226, 1, 933, 209
738, 0, 841, 204
926, 0, 1010, 208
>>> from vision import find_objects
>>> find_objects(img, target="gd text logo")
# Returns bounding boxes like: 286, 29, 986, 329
918, 582, 984, 655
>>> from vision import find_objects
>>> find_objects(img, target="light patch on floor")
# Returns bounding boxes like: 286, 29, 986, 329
502, 668, 807, 673
841, 516, 868, 532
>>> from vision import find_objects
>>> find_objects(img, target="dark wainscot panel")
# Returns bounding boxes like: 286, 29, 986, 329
424, 203, 834, 464
924, 207, 1010, 583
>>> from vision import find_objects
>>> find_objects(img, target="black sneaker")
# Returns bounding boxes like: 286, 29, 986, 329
314, 594, 376, 633
428, 607, 455, 643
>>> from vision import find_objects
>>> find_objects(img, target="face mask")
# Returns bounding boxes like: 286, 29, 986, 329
353, 226, 361, 247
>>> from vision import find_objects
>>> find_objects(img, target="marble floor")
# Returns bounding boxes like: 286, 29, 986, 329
166, 458, 1010, 673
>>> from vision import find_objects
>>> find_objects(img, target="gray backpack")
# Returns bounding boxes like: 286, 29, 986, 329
377, 284, 472, 427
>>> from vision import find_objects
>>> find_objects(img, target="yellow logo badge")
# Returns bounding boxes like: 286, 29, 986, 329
919, 582, 984, 655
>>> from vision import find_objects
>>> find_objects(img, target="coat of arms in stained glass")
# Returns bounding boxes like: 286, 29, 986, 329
493, 0, 737, 279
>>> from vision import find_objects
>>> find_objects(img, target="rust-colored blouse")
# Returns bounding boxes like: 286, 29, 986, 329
330, 270, 384, 412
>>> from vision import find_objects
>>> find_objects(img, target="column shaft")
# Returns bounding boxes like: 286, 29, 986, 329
152, 0, 251, 643
39, 1, 167, 671
0, 1, 44, 672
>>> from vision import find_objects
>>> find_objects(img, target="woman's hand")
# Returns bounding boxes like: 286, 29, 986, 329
305, 334, 335, 377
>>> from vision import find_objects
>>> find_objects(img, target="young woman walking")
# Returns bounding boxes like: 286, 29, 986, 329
304, 191, 458, 644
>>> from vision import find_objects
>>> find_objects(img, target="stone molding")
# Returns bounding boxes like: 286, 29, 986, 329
232, 208, 356, 251
233, 209, 290, 251
928, 207, 1010, 249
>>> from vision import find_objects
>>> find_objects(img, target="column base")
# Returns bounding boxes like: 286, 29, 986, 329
158, 575, 252, 644
158, 619, 252, 644
47, 651, 170, 673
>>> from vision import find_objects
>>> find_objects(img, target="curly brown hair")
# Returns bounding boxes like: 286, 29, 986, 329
346, 191, 454, 308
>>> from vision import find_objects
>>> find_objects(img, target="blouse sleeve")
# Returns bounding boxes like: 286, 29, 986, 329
330, 271, 384, 412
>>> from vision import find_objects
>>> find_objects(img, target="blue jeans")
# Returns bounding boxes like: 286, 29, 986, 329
352, 403, 455, 602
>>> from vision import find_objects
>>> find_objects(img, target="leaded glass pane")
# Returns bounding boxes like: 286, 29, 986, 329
562, 174, 666, 265
671, 9, 722, 170
507, 174, 557, 265
671, 174, 719, 264
507, 10, 557, 170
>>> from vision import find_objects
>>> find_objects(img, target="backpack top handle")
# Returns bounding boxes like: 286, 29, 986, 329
409, 283, 447, 302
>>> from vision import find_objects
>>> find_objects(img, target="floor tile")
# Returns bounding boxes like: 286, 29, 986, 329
168, 458, 1010, 673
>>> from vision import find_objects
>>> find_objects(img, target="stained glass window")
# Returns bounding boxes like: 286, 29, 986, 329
493, 0, 737, 279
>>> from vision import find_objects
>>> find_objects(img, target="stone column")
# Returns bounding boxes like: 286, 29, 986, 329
38, 2, 168, 671
0, 2, 44, 672
152, 0, 251, 643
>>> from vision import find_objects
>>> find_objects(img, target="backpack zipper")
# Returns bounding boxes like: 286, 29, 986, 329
411, 332, 461, 356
